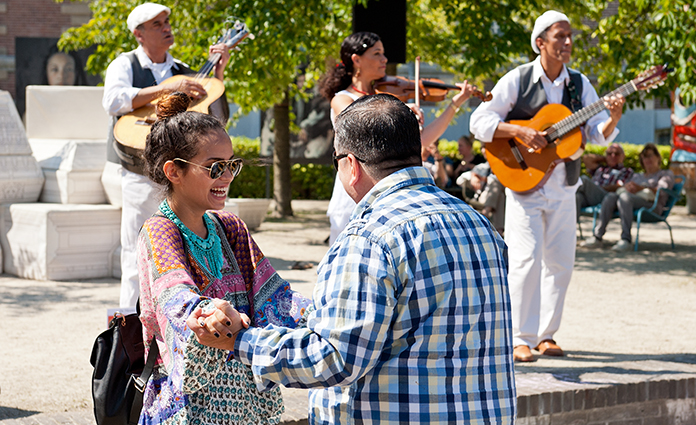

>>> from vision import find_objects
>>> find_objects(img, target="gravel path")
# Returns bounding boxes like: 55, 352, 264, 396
1, 201, 694, 421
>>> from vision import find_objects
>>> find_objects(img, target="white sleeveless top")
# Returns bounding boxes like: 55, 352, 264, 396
327, 89, 362, 244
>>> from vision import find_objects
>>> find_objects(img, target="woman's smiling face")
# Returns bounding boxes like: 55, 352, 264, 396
171, 128, 236, 214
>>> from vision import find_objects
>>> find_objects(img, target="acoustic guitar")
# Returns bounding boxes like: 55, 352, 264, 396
486, 65, 672, 193
113, 21, 252, 153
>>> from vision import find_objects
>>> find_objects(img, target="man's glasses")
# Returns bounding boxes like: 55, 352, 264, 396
332, 152, 366, 171
606, 151, 621, 156
174, 158, 243, 179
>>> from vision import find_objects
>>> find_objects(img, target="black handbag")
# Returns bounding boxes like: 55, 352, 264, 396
90, 309, 159, 425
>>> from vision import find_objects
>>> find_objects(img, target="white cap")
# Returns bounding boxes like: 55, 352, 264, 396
531, 10, 569, 54
127, 3, 171, 33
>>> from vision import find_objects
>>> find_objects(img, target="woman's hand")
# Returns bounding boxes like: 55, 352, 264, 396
187, 299, 250, 351
624, 181, 642, 194
451, 81, 475, 108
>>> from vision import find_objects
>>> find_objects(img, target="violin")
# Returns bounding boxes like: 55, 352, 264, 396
374, 75, 493, 103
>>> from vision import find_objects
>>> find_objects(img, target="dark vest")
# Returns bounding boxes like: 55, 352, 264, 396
506, 62, 584, 186
106, 52, 192, 169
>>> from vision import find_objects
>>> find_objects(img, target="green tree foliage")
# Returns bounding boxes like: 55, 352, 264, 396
571, 0, 696, 107
59, 0, 355, 217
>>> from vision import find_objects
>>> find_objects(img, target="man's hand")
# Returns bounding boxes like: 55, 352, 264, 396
210, 43, 231, 80
515, 125, 548, 152
603, 93, 625, 123
159, 78, 207, 100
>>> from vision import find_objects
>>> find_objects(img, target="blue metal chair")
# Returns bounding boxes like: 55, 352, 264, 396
577, 175, 685, 250
632, 175, 685, 251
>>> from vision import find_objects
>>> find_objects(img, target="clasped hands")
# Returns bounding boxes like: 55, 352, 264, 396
186, 298, 250, 351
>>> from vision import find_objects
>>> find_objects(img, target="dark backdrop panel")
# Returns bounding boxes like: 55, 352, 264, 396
353, 0, 407, 64
14, 37, 101, 117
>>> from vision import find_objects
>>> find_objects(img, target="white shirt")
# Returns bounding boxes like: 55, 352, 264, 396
102, 46, 180, 116
470, 56, 619, 199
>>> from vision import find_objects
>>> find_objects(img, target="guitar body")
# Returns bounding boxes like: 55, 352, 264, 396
487, 103, 584, 193
113, 74, 225, 150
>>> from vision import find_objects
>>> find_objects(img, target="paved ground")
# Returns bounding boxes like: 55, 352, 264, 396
0, 200, 694, 423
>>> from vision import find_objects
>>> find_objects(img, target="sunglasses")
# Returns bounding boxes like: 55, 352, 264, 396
332, 152, 366, 171
174, 158, 243, 179
606, 151, 621, 156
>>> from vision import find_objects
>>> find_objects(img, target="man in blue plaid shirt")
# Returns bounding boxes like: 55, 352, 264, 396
203, 94, 516, 423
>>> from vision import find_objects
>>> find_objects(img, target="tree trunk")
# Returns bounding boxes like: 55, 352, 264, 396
272, 90, 293, 217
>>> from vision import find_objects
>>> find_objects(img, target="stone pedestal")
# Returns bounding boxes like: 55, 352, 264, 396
30, 139, 107, 204
0, 90, 45, 203
25, 86, 111, 205
0, 203, 121, 280
224, 199, 271, 230
101, 161, 123, 208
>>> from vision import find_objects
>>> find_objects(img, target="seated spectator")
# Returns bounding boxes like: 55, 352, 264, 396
451, 134, 486, 181
456, 148, 506, 235
421, 139, 449, 188
576, 143, 634, 222
582, 143, 675, 251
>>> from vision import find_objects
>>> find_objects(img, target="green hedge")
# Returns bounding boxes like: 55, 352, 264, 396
228, 136, 335, 200
228, 136, 673, 200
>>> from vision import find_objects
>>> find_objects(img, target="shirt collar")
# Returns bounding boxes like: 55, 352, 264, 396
135, 45, 176, 70
531, 55, 570, 87
353, 166, 435, 218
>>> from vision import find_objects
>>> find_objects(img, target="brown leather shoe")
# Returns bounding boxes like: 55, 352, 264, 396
513, 345, 534, 362
534, 339, 564, 357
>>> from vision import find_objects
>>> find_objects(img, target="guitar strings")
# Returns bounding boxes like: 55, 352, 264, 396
549, 83, 635, 141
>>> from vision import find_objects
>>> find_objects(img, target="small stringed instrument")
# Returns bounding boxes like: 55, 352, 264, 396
113, 21, 252, 152
486, 64, 672, 193
374, 75, 493, 103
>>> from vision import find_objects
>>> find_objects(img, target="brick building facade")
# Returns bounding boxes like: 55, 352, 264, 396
0, 0, 91, 100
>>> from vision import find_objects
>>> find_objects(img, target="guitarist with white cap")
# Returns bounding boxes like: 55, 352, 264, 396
102, 2, 231, 310
470, 10, 625, 362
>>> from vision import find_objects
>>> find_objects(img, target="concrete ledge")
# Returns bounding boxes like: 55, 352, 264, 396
0, 203, 120, 280
224, 198, 271, 230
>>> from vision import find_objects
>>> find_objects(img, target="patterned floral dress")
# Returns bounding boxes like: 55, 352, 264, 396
137, 210, 313, 425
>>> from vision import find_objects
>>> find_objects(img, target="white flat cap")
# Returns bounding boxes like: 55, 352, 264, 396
531, 10, 569, 54
127, 3, 171, 33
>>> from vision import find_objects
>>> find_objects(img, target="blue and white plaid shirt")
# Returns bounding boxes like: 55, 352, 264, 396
235, 166, 516, 424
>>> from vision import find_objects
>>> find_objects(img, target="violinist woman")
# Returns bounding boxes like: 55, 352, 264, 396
319, 31, 475, 244
137, 92, 312, 424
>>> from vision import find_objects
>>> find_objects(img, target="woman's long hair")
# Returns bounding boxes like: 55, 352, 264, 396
319, 32, 381, 101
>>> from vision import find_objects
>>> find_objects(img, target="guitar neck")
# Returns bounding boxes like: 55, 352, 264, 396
196, 55, 220, 78
547, 80, 637, 142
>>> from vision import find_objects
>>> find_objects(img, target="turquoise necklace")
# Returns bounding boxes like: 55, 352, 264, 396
159, 199, 223, 280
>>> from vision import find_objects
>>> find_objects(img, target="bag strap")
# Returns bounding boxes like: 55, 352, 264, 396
566, 70, 583, 113
129, 299, 160, 425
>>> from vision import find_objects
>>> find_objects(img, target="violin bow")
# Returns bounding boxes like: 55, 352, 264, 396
414, 56, 421, 110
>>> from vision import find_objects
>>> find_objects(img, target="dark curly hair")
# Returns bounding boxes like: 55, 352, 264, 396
319, 32, 381, 100
143, 92, 226, 194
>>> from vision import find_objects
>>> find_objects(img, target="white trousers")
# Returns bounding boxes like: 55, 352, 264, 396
119, 169, 164, 308
504, 188, 577, 348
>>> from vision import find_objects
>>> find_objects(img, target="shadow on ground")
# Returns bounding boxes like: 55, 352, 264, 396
0, 276, 118, 312
574, 246, 696, 276
0, 407, 40, 420
516, 352, 696, 385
